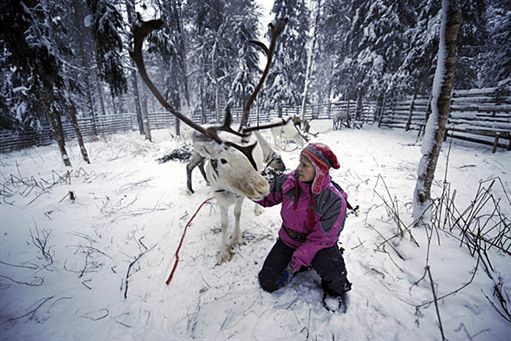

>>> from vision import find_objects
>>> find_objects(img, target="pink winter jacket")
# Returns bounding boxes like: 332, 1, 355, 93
256, 171, 348, 272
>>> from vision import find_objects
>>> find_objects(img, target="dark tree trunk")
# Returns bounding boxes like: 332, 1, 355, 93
45, 95, 71, 167
141, 95, 152, 142
72, 0, 97, 136
68, 100, 90, 163
405, 87, 419, 131
97, 81, 106, 117
355, 88, 364, 120
131, 71, 144, 134
126, 0, 144, 134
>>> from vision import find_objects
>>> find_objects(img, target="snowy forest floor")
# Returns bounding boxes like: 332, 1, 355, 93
1, 121, 510, 340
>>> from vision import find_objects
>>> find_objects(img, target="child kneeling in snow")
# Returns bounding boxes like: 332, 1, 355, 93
255, 143, 352, 305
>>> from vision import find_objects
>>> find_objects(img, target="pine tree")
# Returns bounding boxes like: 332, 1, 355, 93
86, 0, 128, 97
390, 0, 441, 96
185, 0, 227, 123
0, 0, 80, 166
482, 0, 511, 86
264, 0, 309, 110
67, 0, 99, 135
152, 0, 192, 136
455, 0, 488, 89
313, 0, 351, 106
332, 0, 417, 101
125, 0, 146, 136
185, 0, 260, 123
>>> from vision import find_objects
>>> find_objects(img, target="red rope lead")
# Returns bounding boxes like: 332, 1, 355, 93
165, 197, 214, 286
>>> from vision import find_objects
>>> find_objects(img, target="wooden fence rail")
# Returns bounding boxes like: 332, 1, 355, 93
379, 86, 511, 152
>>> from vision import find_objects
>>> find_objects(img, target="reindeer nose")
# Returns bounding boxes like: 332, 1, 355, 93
257, 180, 270, 197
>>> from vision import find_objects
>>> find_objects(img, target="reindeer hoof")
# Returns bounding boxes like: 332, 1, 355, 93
217, 248, 234, 264
230, 235, 246, 247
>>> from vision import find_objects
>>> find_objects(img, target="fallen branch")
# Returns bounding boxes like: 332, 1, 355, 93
0, 274, 44, 287
0, 259, 38, 270
0, 295, 55, 326
124, 243, 157, 299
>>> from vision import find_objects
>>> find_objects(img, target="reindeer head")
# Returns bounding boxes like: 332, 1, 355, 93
192, 130, 269, 200
130, 18, 287, 200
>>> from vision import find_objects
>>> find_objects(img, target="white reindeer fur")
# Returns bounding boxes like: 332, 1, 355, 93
192, 130, 270, 263
271, 117, 307, 150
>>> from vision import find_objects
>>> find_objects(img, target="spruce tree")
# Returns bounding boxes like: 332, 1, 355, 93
264, 0, 309, 110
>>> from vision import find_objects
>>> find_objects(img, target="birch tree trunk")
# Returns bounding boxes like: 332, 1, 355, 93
413, 0, 461, 225
300, 0, 321, 123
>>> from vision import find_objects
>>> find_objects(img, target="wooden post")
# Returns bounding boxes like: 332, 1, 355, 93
377, 95, 386, 127
405, 88, 418, 131
492, 133, 499, 153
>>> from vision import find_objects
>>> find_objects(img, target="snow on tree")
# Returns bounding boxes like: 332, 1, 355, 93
413, 0, 461, 225
481, 0, 511, 86
0, 0, 90, 166
300, 0, 321, 122
264, 0, 309, 110
149, 0, 188, 137
86, 0, 127, 98
312, 0, 351, 104
332, 0, 419, 101
184, 0, 260, 123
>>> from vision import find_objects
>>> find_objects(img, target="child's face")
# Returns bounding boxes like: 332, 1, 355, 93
296, 156, 316, 182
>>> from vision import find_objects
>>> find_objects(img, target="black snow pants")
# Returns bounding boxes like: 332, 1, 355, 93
258, 239, 352, 296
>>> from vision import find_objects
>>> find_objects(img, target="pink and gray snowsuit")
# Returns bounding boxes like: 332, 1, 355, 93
256, 143, 352, 295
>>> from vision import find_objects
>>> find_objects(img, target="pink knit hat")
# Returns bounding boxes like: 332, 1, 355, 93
301, 143, 340, 194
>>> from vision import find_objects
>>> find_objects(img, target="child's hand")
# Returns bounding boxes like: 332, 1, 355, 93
275, 264, 295, 288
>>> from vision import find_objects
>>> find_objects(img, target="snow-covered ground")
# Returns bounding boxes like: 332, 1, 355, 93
1, 121, 510, 340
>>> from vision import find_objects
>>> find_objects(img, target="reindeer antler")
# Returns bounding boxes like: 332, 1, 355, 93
130, 19, 224, 144
239, 18, 288, 130
242, 118, 291, 133
130, 18, 284, 170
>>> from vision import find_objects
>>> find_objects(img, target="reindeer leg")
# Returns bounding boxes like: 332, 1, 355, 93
217, 203, 233, 264
186, 152, 204, 193
198, 159, 209, 186
231, 196, 245, 247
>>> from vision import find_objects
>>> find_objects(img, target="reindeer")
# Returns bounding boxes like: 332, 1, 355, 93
271, 116, 309, 151
131, 18, 288, 263
332, 111, 350, 130
186, 125, 286, 194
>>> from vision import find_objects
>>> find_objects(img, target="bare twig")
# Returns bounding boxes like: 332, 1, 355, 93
0, 295, 55, 326
124, 243, 157, 299
0, 274, 44, 286
0, 259, 38, 270
426, 266, 446, 340
29, 222, 54, 265
82, 308, 110, 321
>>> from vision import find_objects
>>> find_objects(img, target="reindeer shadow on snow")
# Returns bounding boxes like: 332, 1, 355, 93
131, 17, 289, 263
